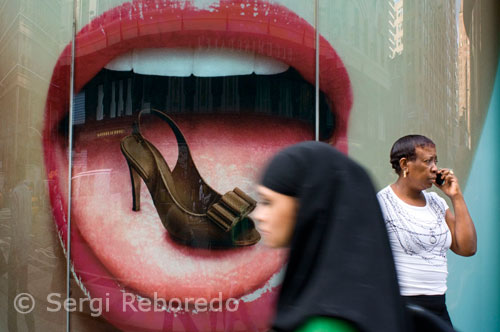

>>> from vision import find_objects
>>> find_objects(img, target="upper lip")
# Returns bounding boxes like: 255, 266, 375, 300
45, 0, 352, 153
42, 0, 353, 330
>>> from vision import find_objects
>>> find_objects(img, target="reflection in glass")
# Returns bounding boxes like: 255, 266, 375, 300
318, 0, 470, 187
0, 0, 71, 331
72, 68, 333, 139
65, 1, 324, 330
7, 176, 35, 332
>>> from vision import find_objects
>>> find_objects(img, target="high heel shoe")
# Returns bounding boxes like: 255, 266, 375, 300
120, 109, 260, 248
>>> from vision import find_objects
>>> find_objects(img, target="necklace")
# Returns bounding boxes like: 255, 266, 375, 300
380, 188, 449, 265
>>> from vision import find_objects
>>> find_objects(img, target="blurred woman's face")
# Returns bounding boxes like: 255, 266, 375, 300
254, 185, 298, 248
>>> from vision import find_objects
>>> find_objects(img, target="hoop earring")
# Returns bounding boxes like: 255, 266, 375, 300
403, 169, 407, 178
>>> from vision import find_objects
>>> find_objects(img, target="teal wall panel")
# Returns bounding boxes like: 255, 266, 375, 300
448, 57, 500, 332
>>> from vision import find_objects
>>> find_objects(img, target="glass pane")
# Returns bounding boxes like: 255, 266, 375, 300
317, 0, 490, 185
318, 0, 499, 331
67, 0, 317, 330
0, 0, 73, 330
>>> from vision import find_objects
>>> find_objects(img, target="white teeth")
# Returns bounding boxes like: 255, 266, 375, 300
254, 54, 290, 75
193, 48, 255, 77
104, 48, 289, 77
105, 52, 133, 71
132, 48, 194, 77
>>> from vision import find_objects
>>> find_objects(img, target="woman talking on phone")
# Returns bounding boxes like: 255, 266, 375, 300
377, 135, 477, 327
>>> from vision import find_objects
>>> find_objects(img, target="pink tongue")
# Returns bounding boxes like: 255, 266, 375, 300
71, 113, 312, 301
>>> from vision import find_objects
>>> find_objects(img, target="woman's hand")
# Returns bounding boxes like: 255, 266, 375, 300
436, 168, 462, 198
438, 169, 477, 256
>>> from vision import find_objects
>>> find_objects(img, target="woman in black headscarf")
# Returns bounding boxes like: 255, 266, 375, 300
253, 141, 407, 332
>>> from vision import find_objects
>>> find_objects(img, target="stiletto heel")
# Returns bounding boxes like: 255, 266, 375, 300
128, 163, 141, 212
120, 109, 260, 248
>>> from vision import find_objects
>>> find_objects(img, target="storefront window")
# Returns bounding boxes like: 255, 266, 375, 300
1, 0, 498, 331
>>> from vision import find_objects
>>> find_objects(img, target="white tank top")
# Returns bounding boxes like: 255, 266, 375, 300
377, 186, 451, 296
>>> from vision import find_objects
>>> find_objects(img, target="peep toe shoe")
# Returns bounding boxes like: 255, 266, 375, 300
120, 110, 260, 248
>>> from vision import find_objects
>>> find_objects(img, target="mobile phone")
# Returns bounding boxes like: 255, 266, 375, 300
436, 172, 445, 186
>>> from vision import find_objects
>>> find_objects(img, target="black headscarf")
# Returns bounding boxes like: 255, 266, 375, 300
261, 141, 407, 332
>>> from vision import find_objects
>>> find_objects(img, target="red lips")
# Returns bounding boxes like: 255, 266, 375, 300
43, 1, 352, 330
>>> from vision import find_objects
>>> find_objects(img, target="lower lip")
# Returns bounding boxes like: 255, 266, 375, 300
42, 1, 352, 330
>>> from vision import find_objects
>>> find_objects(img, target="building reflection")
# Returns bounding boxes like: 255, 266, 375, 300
398, 0, 459, 163
389, 0, 404, 59
0, 1, 73, 330
458, 0, 471, 150
317, 0, 476, 186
